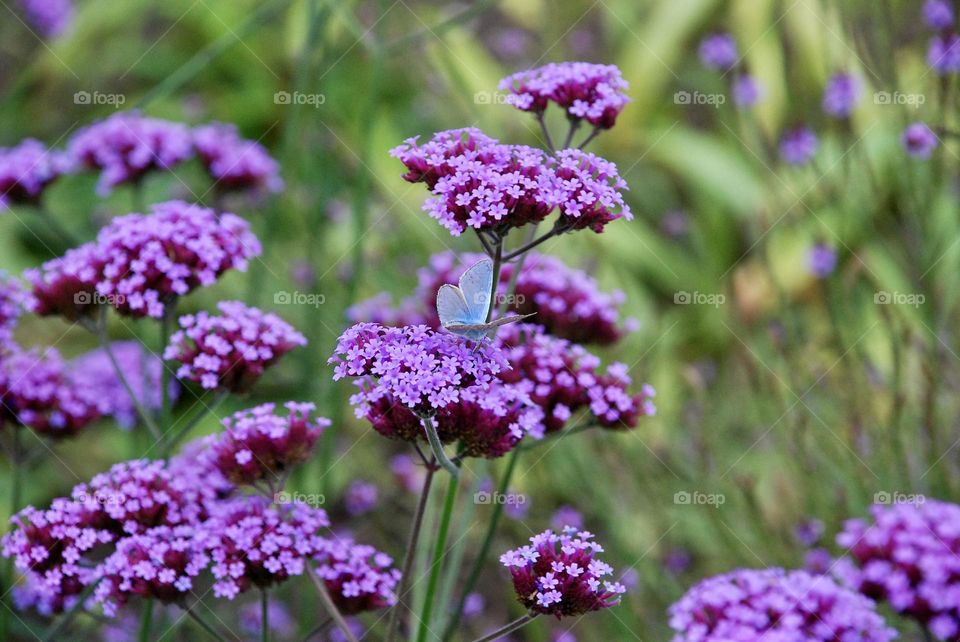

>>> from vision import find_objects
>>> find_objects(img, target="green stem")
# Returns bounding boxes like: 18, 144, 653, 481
442, 448, 520, 641
535, 113, 556, 153
183, 605, 229, 642
36, 206, 80, 247
578, 126, 601, 150
261, 589, 269, 642
385, 464, 436, 642
299, 617, 332, 642
415, 473, 459, 642
305, 564, 358, 642
471, 613, 538, 642
562, 119, 582, 150
421, 415, 460, 478
41, 579, 101, 641
502, 224, 566, 261
138, 601, 154, 642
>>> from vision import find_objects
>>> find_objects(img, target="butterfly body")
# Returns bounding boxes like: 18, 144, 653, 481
436, 258, 533, 342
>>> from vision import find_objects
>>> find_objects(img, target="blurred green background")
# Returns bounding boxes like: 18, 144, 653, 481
1, 0, 956, 639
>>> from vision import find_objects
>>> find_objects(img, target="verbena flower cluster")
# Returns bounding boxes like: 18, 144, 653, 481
26, 200, 260, 320
203, 402, 328, 486
822, 72, 863, 118
497, 324, 655, 433
314, 537, 401, 614
193, 122, 284, 194
500, 526, 626, 618
779, 125, 819, 165
349, 250, 632, 345
697, 33, 764, 109
0, 139, 70, 209
164, 300, 306, 392
498, 62, 630, 129
17, 0, 73, 37
391, 129, 631, 236
668, 567, 897, 641
0, 273, 24, 348
68, 341, 175, 429
835, 499, 960, 640
329, 323, 508, 416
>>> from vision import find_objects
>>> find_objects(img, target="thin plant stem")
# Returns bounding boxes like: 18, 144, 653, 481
305, 564, 358, 642
442, 448, 520, 641
261, 589, 269, 642
471, 613, 537, 642
299, 617, 332, 642
536, 113, 556, 153
138, 601, 154, 642
578, 126, 601, 150
502, 225, 566, 261
415, 473, 459, 642
161, 392, 228, 458
93, 310, 163, 440
420, 415, 460, 478
36, 206, 80, 247
385, 464, 436, 642
562, 119, 582, 149
183, 605, 229, 642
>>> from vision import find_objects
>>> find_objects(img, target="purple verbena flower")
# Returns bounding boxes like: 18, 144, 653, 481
165, 301, 306, 393
822, 72, 863, 118
193, 122, 283, 194
698, 34, 738, 71
807, 242, 838, 279
669, 567, 897, 641
925, 0, 955, 31
18, 0, 73, 37
314, 537, 401, 614
500, 526, 626, 618
551, 149, 632, 232
203, 402, 328, 486
329, 323, 508, 417
344, 481, 378, 516
794, 517, 826, 547
928, 34, 960, 74
835, 499, 960, 640
390, 454, 425, 493
805, 547, 832, 574
903, 122, 939, 159
498, 62, 630, 129
67, 113, 194, 196
0, 139, 70, 209
551, 506, 584, 531
24, 242, 103, 321
731, 74, 763, 108
0, 273, 24, 348
779, 126, 818, 165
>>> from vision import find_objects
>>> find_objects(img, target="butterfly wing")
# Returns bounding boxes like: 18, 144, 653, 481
457, 258, 494, 324
437, 284, 472, 328
484, 313, 536, 328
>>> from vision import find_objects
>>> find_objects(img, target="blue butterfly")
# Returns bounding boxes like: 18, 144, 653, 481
436, 258, 533, 342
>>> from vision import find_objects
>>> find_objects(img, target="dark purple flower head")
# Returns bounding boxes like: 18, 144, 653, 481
698, 34, 738, 70
779, 126, 818, 165
731, 74, 762, 108
835, 499, 960, 640
390, 454, 425, 493
928, 34, 960, 74
0, 273, 24, 347
807, 242, 838, 278
500, 527, 625, 618
496, 324, 655, 434
498, 62, 630, 129
67, 113, 194, 196
822, 72, 863, 118
314, 537, 401, 614
805, 547, 832, 574
24, 242, 103, 321
794, 517, 826, 547
360, 380, 544, 458
0, 139, 70, 209
193, 123, 283, 194
925, 0, 955, 31
69, 341, 177, 429
95, 525, 211, 616
663, 548, 692, 575
95, 201, 261, 318
329, 323, 508, 417
0, 346, 105, 437
551, 149, 632, 233
206, 496, 330, 599
344, 481, 378, 516
669, 568, 896, 641
903, 122, 939, 159
18, 0, 73, 37
204, 402, 328, 486
165, 301, 306, 392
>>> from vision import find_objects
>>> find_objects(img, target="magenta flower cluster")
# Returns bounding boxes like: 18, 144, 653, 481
668, 567, 896, 641
329, 323, 508, 416
391, 128, 630, 236
498, 62, 630, 129
0, 139, 70, 209
500, 526, 626, 618
164, 300, 306, 392
835, 499, 960, 640
0, 273, 24, 347
193, 122, 284, 194
314, 537, 401, 614
203, 402, 328, 486
27, 200, 260, 320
